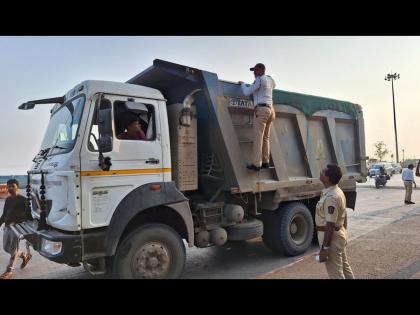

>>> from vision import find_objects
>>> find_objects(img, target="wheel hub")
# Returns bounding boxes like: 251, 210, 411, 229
132, 242, 171, 278
289, 214, 308, 245
290, 223, 298, 234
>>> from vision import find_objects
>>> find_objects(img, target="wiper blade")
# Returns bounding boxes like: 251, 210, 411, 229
46, 145, 69, 156
52, 145, 68, 150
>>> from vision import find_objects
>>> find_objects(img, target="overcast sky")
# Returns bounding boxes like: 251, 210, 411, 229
1, 36, 419, 174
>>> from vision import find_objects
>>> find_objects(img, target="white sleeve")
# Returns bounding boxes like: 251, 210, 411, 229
241, 77, 261, 96
271, 76, 276, 89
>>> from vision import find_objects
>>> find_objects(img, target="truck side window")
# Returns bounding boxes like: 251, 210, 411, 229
114, 100, 156, 141
88, 97, 112, 152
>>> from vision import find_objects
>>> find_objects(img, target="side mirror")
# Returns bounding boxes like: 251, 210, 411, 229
98, 108, 113, 136
98, 135, 112, 153
98, 108, 113, 152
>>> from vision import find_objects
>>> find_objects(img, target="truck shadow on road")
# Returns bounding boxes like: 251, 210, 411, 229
180, 239, 319, 279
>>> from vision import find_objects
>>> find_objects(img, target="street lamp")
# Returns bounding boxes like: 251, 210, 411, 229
384, 72, 400, 163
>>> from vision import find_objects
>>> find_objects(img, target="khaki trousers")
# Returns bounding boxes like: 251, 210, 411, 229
404, 181, 413, 202
252, 106, 275, 167
318, 229, 355, 279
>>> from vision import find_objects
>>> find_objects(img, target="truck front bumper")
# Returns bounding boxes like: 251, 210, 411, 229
10, 220, 82, 264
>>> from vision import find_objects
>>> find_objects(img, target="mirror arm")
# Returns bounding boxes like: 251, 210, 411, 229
98, 150, 112, 171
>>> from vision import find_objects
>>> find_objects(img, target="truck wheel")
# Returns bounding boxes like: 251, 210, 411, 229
112, 223, 186, 279
262, 202, 314, 256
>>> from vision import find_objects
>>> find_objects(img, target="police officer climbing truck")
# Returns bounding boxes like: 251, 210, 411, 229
12, 59, 367, 278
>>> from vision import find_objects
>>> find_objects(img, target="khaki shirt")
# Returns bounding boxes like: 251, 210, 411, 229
315, 185, 346, 227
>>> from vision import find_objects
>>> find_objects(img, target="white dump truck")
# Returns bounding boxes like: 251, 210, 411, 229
13, 59, 367, 278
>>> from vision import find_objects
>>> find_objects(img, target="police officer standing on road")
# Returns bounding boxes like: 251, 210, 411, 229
315, 164, 355, 279
239, 63, 276, 171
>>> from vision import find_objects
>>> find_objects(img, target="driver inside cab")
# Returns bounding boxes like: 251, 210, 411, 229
117, 112, 146, 141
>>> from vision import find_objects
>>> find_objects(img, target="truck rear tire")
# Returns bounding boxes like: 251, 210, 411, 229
112, 223, 186, 279
262, 202, 314, 256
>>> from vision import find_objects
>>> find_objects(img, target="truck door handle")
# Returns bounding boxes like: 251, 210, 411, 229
146, 158, 160, 164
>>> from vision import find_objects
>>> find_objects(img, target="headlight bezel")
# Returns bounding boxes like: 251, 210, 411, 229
41, 239, 63, 256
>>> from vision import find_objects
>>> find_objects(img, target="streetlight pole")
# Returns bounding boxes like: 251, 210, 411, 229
385, 72, 400, 163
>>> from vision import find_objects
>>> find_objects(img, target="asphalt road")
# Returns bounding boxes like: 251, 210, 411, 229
0, 180, 418, 279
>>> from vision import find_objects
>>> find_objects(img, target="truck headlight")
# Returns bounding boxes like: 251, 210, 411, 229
42, 239, 62, 255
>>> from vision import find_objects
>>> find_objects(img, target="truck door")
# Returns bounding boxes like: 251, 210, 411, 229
80, 93, 164, 228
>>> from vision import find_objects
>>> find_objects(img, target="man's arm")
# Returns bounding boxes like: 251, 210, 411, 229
240, 77, 261, 96
322, 222, 335, 248
269, 76, 276, 89
138, 129, 146, 140
0, 204, 5, 227
416, 160, 420, 177
319, 197, 339, 262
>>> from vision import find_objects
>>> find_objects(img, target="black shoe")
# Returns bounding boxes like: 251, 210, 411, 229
246, 164, 261, 171
409, 201, 416, 204
405, 201, 410, 204
261, 163, 269, 169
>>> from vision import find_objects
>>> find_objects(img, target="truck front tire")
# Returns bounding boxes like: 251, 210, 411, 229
112, 223, 186, 279
262, 202, 314, 256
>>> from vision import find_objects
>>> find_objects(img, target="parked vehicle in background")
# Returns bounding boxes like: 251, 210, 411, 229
401, 159, 419, 169
369, 162, 393, 177
391, 163, 402, 174
0, 184, 7, 199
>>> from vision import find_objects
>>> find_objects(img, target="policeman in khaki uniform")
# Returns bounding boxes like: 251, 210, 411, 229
315, 164, 354, 279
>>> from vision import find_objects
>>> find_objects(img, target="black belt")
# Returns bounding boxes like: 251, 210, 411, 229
256, 103, 270, 107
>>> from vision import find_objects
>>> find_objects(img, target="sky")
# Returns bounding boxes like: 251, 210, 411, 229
1, 36, 419, 174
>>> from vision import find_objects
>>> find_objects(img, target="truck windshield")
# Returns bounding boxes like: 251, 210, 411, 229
40, 95, 85, 156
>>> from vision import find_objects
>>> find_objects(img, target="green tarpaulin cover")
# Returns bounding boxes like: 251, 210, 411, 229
273, 89, 360, 121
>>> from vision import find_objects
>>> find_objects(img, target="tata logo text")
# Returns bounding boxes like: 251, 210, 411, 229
228, 98, 254, 109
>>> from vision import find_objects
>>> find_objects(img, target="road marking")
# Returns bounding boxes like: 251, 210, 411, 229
256, 257, 306, 279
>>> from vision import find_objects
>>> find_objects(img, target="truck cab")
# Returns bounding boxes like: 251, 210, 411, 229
15, 80, 194, 278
